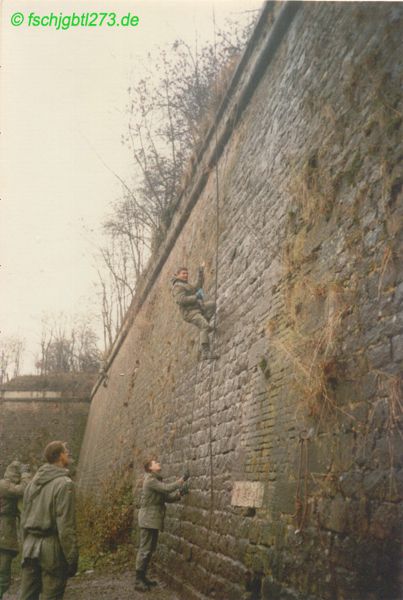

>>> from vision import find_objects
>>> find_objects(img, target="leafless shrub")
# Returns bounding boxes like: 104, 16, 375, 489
0, 336, 25, 384
94, 16, 258, 351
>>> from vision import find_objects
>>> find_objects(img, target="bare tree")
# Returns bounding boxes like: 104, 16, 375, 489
94, 15, 257, 351
0, 336, 25, 384
35, 312, 100, 374
122, 17, 256, 244
95, 237, 139, 350
73, 314, 101, 372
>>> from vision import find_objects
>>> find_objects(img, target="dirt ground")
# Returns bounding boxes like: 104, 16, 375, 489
5, 569, 181, 600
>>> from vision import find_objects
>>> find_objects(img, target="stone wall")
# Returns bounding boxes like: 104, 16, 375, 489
77, 2, 403, 599
0, 378, 92, 472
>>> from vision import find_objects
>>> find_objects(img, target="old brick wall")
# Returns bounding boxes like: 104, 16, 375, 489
0, 386, 91, 472
77, 2, 403, 599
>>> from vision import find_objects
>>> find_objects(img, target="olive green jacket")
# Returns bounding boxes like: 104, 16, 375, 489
138, 473, 182, 531
0, 473, 31, 554
21, 464, 78, 577
171, 269, 204, 321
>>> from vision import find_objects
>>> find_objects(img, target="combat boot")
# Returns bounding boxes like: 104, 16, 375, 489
143, 575, 158, 587
200, 345, 219, 360
134, 570, 149, 592
200, 343, 210, 359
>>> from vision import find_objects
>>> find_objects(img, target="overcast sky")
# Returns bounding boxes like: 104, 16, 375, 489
0, 0, 263, 373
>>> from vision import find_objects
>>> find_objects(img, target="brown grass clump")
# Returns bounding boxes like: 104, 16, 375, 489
376, 371, 403, 453
272, 284, 349, 421
287, 153, 336, 228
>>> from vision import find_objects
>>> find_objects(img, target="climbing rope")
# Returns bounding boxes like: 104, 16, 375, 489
177, 7, 226, 552
294, 430, 310, 532
176, 351, 200, 555
204, 5, 223, 533
206, 347, 217, 531
188, 357, 201, 465
182, 12, 223, 534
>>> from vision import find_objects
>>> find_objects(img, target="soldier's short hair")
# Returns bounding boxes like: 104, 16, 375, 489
176, 266, 188, 273
143, 457, 156, 472
44, 441, 67, 464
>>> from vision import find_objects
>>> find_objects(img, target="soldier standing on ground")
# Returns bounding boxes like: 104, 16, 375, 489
0, 461, 31, 599
171, 265, 217, 359
19, 441, 78, 600
135, 458, 189, 592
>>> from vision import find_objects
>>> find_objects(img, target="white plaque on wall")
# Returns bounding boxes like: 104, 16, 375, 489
231, 481, 264, 507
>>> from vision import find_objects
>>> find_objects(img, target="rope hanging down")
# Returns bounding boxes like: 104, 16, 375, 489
184, 57, 222, 536
204, 6, 222, 531
181, 7, 224, 538
293, 429, 312, 533
184, 139, 221, 532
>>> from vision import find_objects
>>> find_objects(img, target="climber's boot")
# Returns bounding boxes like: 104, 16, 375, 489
134, 570, 149, 592
143, 575, 158, 588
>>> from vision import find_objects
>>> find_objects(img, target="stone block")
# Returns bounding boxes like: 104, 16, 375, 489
358, 372, 378, 401
363, 469, 387, 500
271, 480, 298, 515
347, 498, 369, 535
262, 576, 299, 600
248, 338, 269, 370
369, 502, 400, 539
392, 333, 403, 361
307, 439, 333, 474
338, 471, 363, 498
385, 468, 403, 502
333, 567, 360, 599
333, 432, 357, 468
367, 341, 392, 369
371, 398, 388, 429
393, 281, 403, 306
319, 495, 349, 533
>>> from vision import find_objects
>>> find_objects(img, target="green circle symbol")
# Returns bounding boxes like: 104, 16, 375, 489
11, 12, 24, 26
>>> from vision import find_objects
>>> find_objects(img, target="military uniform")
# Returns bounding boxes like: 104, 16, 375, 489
0, 462, 31, 599
135, 472, 183, 588
171, 268, 216, 352
19, 463, 78, 600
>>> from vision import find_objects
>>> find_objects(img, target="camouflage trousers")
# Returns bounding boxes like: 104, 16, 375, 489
0, 550, 13, 599
19, 559, 67, 600
185, 301, 216, 347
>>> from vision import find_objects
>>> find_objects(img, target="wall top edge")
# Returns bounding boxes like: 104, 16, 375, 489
90, 0, 301, 399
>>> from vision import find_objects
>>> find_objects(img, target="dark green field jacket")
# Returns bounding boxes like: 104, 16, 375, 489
138, 472, 182, 531
21, 464, 78, 576
171, 269, 204, 321
0, 472, 31, 554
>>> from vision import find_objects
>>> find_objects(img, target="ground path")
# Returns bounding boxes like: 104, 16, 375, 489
5, 569, 180, 600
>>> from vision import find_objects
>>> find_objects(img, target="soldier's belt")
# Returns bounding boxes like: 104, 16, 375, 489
26, 528, 56, 537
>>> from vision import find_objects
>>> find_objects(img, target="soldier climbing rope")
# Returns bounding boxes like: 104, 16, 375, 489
174, 7, 225, 547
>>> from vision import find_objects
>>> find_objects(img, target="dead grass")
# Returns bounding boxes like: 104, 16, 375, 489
287, 154, 336, 228
271, 283, 350, 423
355, 371, 403, 500
375, 371, 403, 441
377, 246, 394, 299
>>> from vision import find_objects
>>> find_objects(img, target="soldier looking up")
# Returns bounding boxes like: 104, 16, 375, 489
19, 441, 78, 600
0, 461, 31, 599
171, 265, 217, 359
135, 458, 189, 592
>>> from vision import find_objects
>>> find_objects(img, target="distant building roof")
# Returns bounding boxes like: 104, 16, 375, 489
0, 373, 97, 397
